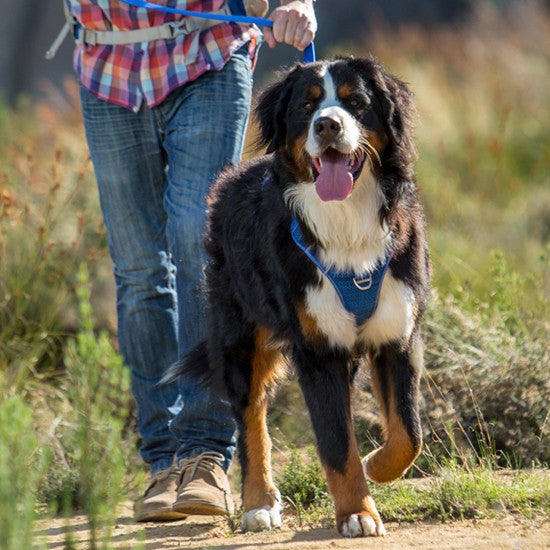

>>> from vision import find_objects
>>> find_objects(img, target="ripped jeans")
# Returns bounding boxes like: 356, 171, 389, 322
79, 48, 253, 474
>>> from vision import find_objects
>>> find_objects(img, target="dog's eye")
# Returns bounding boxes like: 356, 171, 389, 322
303, 101, 314, 112
349, 96, 367, 109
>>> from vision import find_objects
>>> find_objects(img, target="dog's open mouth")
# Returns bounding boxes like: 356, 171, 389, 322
311, 148, 366, 202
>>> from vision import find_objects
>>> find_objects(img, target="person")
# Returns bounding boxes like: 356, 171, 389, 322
66, 0, 316, 522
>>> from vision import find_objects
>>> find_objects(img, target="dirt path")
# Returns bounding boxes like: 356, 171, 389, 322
35, 502, 549, 549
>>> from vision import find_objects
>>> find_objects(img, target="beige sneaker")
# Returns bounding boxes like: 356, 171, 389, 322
134, 466, 188, 522
172, 452, 235, 516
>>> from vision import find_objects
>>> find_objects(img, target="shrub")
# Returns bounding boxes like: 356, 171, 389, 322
57, 265, 132, 545
276, 446, 329, 510
0, 394, 49, 550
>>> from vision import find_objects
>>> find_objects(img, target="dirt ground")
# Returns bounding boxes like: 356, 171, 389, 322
34, 501, 549, 550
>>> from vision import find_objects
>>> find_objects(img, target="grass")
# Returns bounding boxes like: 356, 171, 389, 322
60, 265, 132, 547
275, 447, 549, 526
0, 1, 548, 546
0, 394, 49, 550
359, 1, 550, 307
374, 465, 550, 522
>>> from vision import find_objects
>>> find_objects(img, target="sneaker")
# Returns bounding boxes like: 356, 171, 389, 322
172, 452, 235, 516
134, 466, 188, 522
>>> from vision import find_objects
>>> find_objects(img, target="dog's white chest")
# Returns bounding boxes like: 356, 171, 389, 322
287, 176, 416, 350
305, 278, 358, 350
305, 272, 416, 350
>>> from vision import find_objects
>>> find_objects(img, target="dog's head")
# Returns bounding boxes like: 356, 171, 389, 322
255, 56, 416, 203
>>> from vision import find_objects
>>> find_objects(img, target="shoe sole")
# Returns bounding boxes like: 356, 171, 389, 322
172, 500, 232, 517
135, 507, 188, 523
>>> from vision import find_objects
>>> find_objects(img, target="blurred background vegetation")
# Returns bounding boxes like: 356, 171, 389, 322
0, 0, 548, 545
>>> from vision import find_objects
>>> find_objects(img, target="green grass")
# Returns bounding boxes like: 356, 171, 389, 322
275, 447, 549, 525
374, 465, 550, 522
61, 265, 132, 546
0, 394, 49, 550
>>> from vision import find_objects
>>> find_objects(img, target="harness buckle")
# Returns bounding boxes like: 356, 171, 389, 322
166, 20, 189, 38
353, 274, 373, 291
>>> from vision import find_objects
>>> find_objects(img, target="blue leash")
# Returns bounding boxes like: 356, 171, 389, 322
119, 0, 316, 63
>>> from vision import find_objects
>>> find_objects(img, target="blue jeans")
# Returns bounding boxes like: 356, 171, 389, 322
80, 47, 253, 474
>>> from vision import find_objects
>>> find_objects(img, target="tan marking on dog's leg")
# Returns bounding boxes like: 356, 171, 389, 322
323, 409, 385, 536
242, 327, 286, 511
363, 402, 421, 483
364, 348, 422, 483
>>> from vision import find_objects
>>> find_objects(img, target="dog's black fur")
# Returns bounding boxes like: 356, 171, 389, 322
166, 56, 430, 538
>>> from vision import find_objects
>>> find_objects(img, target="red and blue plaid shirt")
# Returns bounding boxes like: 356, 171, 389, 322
67, 0, 261, 112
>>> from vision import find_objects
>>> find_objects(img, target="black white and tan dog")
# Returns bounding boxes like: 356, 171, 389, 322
166, 56, 430, 538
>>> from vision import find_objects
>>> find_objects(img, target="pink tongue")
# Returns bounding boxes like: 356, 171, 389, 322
314, 151, 353, 202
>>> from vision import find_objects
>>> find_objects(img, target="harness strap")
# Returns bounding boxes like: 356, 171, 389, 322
290, 216, 391, 325
72, 4, 231, 47
120, 0, 316, 63
47, 1, 315, 62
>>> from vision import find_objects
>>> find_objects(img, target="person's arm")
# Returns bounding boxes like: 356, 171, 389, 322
263, 0, 317, 52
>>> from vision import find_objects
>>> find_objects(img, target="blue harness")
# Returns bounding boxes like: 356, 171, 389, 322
261, 171, 390, 325
290, 219, 391, 325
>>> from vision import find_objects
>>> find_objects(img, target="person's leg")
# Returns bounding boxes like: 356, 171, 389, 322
79, 86, 181, 475
159, 46, 253, 471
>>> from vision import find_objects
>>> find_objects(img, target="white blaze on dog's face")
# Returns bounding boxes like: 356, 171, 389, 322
303, 63, 389, 202
305, 67, 362, 158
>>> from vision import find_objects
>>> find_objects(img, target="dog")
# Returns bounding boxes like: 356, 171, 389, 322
166, 56, 430, 538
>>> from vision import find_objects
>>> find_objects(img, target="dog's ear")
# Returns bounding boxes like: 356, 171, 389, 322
349, 57, 417, 216
255, 64, 303, 154
373, 68, 416, 160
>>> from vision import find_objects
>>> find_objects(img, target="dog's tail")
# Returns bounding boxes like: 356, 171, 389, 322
161, 341, 210, 386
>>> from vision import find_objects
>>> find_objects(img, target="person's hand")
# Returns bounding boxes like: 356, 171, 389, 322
263, 1, 317, 52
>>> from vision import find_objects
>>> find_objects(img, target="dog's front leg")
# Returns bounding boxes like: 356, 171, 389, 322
362, 338, 423, 483
295, 349, 386, 537
229, 329, 285, 532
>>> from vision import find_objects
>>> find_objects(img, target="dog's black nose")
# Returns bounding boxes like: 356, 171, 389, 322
314, 116, 342, 141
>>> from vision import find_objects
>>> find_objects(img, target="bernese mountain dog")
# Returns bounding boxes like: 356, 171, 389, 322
167, 56, 430, 538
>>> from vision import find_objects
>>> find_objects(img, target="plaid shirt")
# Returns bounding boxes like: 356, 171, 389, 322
67, 0, 261, 112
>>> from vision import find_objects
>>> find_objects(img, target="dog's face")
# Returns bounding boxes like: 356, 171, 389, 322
256, 57, 415, 202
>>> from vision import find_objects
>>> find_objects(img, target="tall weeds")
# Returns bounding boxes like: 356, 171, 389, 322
61, 264, 131, 547
0, 394, 49, 550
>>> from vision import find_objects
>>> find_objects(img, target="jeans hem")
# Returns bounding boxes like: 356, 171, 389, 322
150, 457, 176, 476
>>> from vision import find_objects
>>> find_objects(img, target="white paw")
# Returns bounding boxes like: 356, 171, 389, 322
341, 514, 386, 538
241, 502, 282, 532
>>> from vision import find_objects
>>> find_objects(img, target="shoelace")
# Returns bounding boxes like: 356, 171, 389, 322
145, 465, 178, 494
181, 451, 225, 481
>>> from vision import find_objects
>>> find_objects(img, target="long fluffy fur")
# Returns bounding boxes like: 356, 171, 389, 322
165, 56, 430, 538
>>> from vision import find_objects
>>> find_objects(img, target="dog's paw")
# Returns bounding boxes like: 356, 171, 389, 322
340, 514, 386, 538
241, 503, 282, 532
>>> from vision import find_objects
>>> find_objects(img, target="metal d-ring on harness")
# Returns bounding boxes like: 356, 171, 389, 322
47, 0, 316, 63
